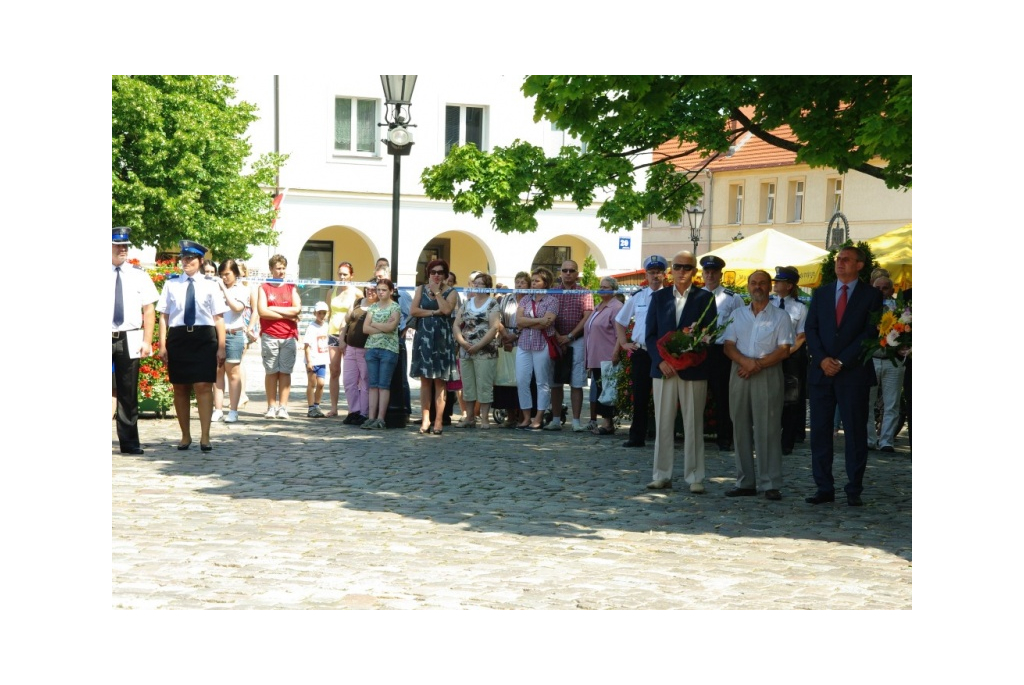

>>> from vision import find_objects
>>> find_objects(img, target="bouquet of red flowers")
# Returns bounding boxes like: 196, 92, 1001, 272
656, 296, 731, 371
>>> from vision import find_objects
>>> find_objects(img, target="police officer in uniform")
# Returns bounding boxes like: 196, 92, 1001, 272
111, 227, 159, 455
771, 266, 808, 454
700, 255, 745, 450
614, 254, 668, 448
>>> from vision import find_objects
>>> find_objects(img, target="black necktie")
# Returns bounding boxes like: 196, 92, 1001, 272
113, 267, 124, 327
184, 277, 196, 326
779, 296, 785, 310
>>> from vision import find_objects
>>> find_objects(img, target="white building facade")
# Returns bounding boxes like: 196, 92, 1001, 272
230, 74, 644, 289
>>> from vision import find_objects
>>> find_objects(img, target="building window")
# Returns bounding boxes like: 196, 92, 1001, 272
828, 177, 843, 215
759, 182, 776, 224
642, 214, 653, 229
788, 180, 804, 222
729, 184, 744, 224
334, 97, 379, 155
533, 246, 572, 279
445, 105, 486, 156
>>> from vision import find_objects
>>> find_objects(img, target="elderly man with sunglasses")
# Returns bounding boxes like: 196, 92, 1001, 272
644, 250, 717, 493
544, 259, 594, 432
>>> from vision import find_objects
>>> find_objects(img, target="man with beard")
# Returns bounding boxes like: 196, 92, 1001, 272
722, 270, 794, 500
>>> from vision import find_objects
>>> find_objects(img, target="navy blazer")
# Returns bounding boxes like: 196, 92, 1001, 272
645, 285, 717, 380
805, 280, 883, 387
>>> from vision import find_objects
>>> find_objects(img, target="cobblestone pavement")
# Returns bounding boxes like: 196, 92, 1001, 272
113, 378, 912, 609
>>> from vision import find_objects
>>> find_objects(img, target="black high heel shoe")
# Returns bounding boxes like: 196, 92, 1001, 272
177, 441, 192, 451
200, 443, 212, 452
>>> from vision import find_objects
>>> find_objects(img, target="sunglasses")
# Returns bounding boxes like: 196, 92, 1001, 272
561, 268, 577, 273
672, 263, 696, 272
430, 269, 446, 275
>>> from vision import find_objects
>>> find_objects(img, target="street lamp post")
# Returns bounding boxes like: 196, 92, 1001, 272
380, 75, 417, 429
380, 75, 417, 277
686, 206, 705, 255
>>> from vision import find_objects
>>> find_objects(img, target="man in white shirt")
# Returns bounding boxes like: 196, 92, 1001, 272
111, 226, 159, 455
614, 254, 667, 448
722, 270, 794, 500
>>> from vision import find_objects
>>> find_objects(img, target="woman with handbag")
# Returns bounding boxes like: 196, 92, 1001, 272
493, 271, 531, 427
452, 272, 500, 429
326, 261, 362, 418
584, 276, 623, 435
514, 267, 559, 430
341, 280, 374, 425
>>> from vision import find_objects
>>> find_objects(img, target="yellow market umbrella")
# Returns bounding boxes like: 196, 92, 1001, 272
698, 228, 828, 288
796, 223, 912, 290
866, 223, 912, 291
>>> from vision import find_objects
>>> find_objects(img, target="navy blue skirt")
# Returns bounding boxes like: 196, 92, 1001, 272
167, 326, 217, 384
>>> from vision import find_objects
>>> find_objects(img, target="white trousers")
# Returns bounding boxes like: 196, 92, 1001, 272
652, 376, 707, 484
516, 347, 552, 412
866, 358, 905, 448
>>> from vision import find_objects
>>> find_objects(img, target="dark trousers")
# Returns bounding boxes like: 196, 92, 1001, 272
780, 348, 808, 450
628, 348, 653, 443
903, 359, 911, 444
707, 344, 733, 447
809, 382, 871, 497
112, 334, 141, 451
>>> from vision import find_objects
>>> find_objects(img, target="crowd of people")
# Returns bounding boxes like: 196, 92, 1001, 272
113, 228, 908, 506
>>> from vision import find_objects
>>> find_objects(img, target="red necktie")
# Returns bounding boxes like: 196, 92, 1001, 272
836, 284, 848, 326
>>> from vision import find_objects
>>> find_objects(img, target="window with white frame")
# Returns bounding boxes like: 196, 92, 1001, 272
759, 181, 776, 224
787, 180, 804, 222
334, 97, 379, 155
729, 184, 744, 224
445, 105, 486, 156
828, 177, 843, 215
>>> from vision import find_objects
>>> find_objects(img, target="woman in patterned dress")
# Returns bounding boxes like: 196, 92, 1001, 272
409, 259, 460, 435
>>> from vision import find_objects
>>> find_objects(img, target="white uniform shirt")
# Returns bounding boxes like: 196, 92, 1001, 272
614, 286, 658, 347
157, 273, 229, 327
706, 285, 745, 344
112, 262, 159, 332
770, 294, 807, 335
723, 302, 795, 359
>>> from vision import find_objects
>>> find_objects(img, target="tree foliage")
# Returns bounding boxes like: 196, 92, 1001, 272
421, 75, 911, 235
817, 240, 878, 289
112, 75, 287, 259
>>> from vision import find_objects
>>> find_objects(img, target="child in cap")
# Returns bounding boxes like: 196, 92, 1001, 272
303, 302, 331, 417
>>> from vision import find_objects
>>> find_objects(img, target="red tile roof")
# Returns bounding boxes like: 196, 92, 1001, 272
655, 124, 800, 173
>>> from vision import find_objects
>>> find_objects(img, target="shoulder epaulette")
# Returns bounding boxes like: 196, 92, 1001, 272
723, 288, 735, 296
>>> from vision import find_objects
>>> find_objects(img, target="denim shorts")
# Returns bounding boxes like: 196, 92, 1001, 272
224, 329, 245, 363
365, 348, 398, 389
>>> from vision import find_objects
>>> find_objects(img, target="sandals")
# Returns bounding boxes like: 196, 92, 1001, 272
593, 426, 615, 435
419, 426, 433, 435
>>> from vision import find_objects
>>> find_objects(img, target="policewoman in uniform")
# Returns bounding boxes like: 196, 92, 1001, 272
157, 240, 228, 451
111, 227, 159, 455
771, 266, 809, 454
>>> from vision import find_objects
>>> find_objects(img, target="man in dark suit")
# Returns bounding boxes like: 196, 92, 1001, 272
644, 250, 717, 493
804, 246, 883, 506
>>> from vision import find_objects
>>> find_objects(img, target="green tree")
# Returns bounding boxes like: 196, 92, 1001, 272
818, 240, 878, 289
112, 75, 287, 258
580, 254, 599, 290
422, 75, 911, 235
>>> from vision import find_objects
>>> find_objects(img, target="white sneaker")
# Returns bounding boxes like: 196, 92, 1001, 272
277, 407, 290, 420
572, 423, 586, 432
211, 409, 224, 422
543, 421, 562, 431
264, 406, 278, 419
225, 410, 239, 423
